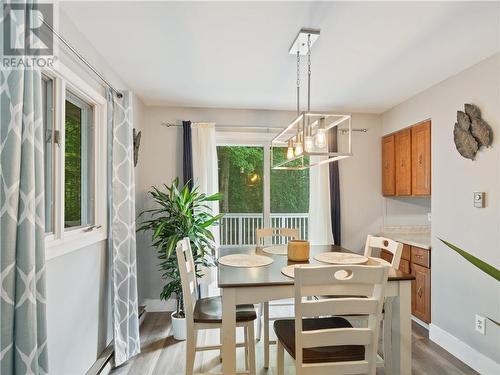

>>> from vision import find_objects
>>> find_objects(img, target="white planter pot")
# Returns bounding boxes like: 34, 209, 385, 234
171, 311, 186, 341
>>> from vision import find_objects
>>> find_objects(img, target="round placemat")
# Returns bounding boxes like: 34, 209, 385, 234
261, 245, 288, 255
281, 264, 299, 278
368, 256, 391, 267
218, 254, 273, 268
314, 252, 368, 265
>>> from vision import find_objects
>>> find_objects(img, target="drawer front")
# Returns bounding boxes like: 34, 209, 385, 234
399, 259, 411, 274
401, 244, 411, 261
411, 246, 430, 268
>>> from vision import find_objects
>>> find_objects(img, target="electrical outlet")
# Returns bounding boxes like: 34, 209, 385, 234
475, 314, 486, 335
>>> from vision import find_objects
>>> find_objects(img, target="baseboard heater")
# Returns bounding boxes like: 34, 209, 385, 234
85, 306, 146, 375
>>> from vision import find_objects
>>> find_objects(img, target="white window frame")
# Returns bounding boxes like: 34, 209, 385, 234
43, 63, 108, 260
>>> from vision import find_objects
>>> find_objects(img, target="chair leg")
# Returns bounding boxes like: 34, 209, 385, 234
263, 301, 270, 369
256, 303, 263, 341
276, 340, 285, 375
383, 299, 394, 375
186, 328, 196, 375
244, 326, 249, 371
247, 322, 256, 375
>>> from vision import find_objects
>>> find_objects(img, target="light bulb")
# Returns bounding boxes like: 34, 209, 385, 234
315, 117, 327, 148
304, 135, 313, 152
315, 128, 326, 148
295, 134, 304, 156
286, 141, 294, 159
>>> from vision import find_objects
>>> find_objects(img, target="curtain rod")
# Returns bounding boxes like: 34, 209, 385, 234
161, 122, 368, 133
40, 17, 123, 98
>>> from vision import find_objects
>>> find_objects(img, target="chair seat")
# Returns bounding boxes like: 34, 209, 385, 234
193, 296, 256, 323
273, 317, 365, 364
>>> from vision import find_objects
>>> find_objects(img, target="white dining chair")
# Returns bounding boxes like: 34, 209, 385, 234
364, 235, 403, 374
176, 238, 257, 375
274, 264, 389, 375
254, 227, 299, 368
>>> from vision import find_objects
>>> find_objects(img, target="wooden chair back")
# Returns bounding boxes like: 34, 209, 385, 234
364, 235, 403, 268
255, 227, 299, 246
176, 238, 199, 325
293, 264, 389, 374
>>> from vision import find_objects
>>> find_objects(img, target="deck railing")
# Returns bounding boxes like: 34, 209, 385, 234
219, 213, 309, 247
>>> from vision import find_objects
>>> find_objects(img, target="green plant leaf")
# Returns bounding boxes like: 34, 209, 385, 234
487, 317, 500, 328
439, 238, 500, 282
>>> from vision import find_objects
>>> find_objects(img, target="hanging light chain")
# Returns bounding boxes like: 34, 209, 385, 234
296, 50, 301, 115
307, 33, 312, 112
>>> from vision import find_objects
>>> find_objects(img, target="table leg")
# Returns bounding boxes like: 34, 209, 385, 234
264, 301, 270, 369
222, 288, 237, 375
391, 280, 412, 375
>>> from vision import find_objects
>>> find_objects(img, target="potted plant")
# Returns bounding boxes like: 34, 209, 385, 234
138, 178, 223, 340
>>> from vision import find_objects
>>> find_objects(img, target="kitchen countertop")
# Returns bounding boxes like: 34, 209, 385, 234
378, 226, 431, 250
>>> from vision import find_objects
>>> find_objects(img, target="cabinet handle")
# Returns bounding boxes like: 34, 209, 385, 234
417, 287, 423, 298
418, 154, 423, 164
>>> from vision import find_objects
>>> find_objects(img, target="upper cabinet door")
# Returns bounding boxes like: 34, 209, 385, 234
382, 135, 395, 196
412, 121, 431, 196
395, 128, 412, 196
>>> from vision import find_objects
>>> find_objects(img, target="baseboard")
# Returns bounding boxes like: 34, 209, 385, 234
85, 306, 146, 375
142, 298, 176, 312
429, 323, 500, 374
411, 315, 429, 329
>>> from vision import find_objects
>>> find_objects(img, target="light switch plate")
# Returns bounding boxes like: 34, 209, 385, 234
474, 192, 485, 208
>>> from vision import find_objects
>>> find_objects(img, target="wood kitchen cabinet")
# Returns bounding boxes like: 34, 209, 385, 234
412, 262, 431, 323
382, 120, 431, 197
382, 135, 396, 196
381, 244, 431, 324
412, 121, 431, 196
395, 128, 412, 196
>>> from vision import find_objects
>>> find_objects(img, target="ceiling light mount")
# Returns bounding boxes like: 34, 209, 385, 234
288, 28, 320, 55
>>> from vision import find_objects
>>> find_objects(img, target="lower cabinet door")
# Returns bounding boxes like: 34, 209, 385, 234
412, 263, 431, 323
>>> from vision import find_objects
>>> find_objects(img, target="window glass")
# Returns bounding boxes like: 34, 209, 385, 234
42, 76, 54, 233
217, 146, 264, 246
270, 147, 309, 240
64, 91, 94, 229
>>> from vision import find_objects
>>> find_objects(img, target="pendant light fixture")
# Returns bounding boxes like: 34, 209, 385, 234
271, 28, 353, 170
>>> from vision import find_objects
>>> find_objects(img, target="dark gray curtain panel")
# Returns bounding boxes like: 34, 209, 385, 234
182, 120, 193, 190
328, 127, 341, 246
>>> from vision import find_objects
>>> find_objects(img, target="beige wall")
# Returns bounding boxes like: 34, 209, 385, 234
135, 106, 383, 302
382, 53, 500, 370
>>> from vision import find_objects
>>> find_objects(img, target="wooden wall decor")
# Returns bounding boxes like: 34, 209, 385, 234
454, 103, 492, 160
133, 128, 142, 167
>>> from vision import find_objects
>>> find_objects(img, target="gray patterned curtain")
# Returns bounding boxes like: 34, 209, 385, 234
0, 59, 49, 372
108, 90, 140, 365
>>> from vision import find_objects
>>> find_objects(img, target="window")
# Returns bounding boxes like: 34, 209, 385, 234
217, 146, 264, 245
42, 65, 107, 258
217, 142, 310, 247
42, 75, 54, 233
64, 91, 94, 229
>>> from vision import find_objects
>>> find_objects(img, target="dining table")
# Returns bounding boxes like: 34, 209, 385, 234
218, 244, 415, 375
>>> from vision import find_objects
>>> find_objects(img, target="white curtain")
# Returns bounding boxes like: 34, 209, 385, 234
191, 123, 220, 295
308, 157, 334, 245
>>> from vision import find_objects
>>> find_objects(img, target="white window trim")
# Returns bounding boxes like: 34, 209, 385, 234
43, 63, 108, 260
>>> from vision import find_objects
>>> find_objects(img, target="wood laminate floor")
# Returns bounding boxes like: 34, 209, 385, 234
111, 311, 477, 375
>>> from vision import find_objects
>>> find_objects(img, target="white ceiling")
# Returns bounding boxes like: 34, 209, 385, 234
60, 1, 500, 113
